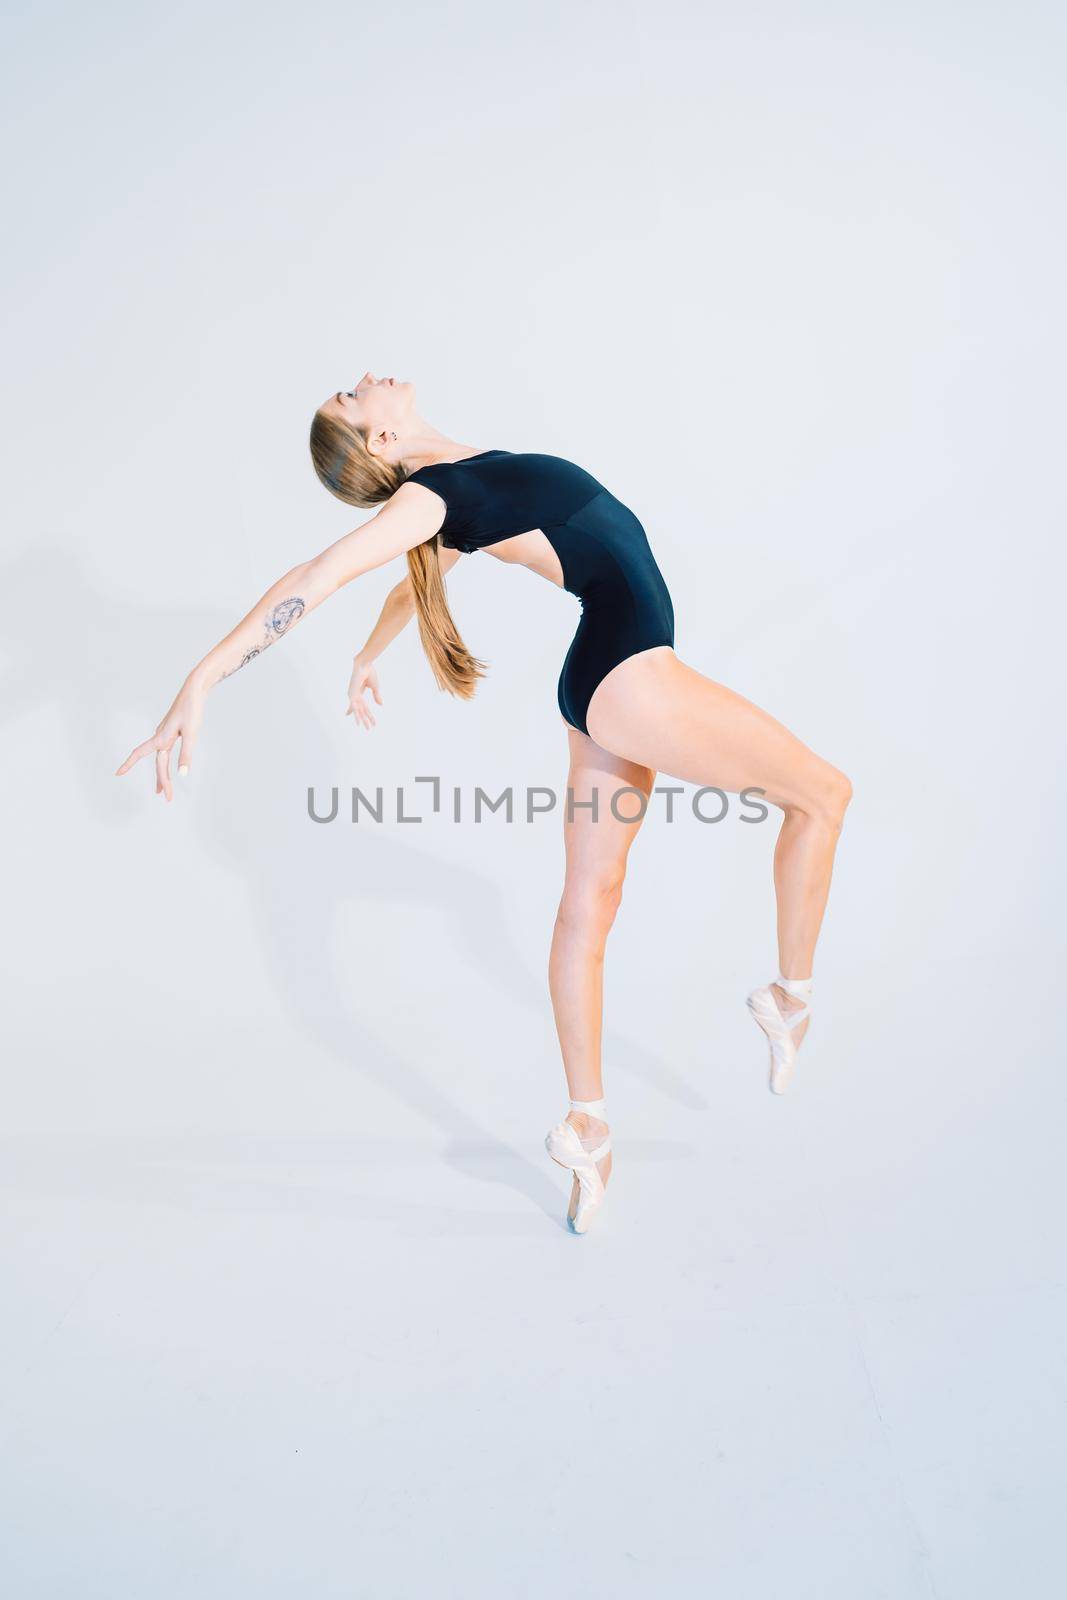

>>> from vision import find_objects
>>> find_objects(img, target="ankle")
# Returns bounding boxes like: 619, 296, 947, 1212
771, 983, 806, 1015
567, 1095, 607, 1132
772, 973, 811, 1013
567, 1110, 609, 1138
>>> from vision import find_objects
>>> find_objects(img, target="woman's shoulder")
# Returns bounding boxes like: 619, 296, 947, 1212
406, 448, 599, 479
407, 449, 509, 479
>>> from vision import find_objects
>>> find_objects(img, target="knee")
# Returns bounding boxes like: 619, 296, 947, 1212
557, 869, 626, 941
817, 764, 853, 830
790, 761, 852, 832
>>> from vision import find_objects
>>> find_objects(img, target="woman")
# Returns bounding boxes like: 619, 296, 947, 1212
117, 372, 852, 1234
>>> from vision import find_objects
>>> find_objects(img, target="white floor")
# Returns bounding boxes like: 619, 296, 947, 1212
3, 965, 1063, 1599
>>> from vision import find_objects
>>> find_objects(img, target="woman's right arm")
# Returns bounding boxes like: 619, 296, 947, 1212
347, 545, 464, 729
116, 482, 446, 798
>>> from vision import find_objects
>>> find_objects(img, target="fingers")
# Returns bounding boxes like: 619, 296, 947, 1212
177, 724, 198, 777
346, 694, 377, 730
371, 681, 383, 706
118, 712, 193, 798
155, 744, 173, 802
115, 738, 156, 776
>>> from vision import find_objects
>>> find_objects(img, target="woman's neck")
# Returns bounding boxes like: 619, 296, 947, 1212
401, 423, 485, 473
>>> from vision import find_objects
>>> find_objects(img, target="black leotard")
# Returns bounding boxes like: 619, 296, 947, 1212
405, 450, 675, 736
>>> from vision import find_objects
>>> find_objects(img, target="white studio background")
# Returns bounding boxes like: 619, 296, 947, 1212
2, 3, 1065, 1597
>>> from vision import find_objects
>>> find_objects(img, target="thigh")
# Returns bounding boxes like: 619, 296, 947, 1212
585, 648, 835, 812
561, 722, 655, 884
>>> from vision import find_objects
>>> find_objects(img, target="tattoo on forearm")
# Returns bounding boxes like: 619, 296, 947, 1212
219, 597, 305, 682
266, 597, 306, 638
220, 647, 261, 681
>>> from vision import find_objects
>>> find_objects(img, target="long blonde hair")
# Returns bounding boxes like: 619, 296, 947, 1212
309, 408, 486, 699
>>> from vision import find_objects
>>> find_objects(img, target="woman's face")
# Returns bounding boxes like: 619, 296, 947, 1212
320, 371, 416, 445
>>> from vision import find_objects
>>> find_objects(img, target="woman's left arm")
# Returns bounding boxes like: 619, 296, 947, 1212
116, 482, 444, 799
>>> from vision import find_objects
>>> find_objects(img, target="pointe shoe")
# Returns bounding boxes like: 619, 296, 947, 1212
746, 976, 812, 1095
544, 1097, 612, 1234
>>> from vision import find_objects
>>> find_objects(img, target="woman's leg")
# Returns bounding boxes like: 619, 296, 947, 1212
586, 649, 851, 1042
548, 725, 655, 1189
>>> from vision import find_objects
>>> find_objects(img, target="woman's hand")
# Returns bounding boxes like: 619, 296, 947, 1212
115, 677, 206, 801
346, 655, 383, 730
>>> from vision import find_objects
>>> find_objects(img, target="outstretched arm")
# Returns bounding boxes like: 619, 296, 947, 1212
116, 482, 445, 798
346, 544, 463, 729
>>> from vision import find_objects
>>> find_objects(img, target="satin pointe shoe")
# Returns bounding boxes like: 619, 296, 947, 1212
544, 1097, 612, 1234
746, 975, 812, 1095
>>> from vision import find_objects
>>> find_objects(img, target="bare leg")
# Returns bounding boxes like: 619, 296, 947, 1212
586, 648, 852, 1048
548, 724, 654, 1200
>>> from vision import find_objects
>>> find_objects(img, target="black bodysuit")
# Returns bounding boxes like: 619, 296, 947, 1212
405, 450, 675, 736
